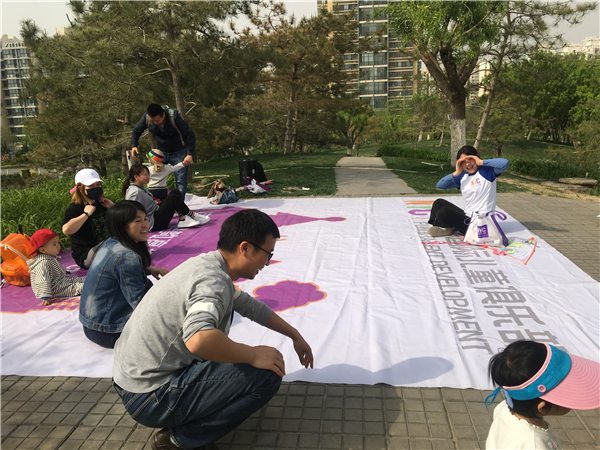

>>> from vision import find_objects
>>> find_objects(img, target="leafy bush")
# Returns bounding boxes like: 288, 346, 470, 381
508, 158, 598, 181
1, 174, 125, 250
377, 143, 450, 162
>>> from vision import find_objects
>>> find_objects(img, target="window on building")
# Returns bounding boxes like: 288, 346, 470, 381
359, 8, 373, 21
373, 82, 387, 94
361, 53, 374, 65
373, 97, 387, 108
360, 22, 384, 37
344, 53, 358, 61
344, 64, 358, 71
374, 52, 387, 65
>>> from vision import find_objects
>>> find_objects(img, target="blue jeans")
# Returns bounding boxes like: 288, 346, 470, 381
162, 149, 189, 196
114, 361, 281, 449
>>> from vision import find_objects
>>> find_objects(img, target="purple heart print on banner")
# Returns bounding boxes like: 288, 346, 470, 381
252, 280, 327, 312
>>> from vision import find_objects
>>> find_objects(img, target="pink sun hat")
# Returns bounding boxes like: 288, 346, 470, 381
503, 343, 600, 410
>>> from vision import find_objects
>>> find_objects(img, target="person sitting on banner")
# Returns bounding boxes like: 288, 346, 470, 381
427, 145, 509, 237
484, 340, 600, 450
112, 209, 314, 450
79, 201, 169, 349
123, 163, 209, 230
62, 169, 115, 269
27, 228, 85, 306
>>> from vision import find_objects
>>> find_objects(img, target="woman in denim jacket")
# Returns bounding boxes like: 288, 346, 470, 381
79, 201, 168, 349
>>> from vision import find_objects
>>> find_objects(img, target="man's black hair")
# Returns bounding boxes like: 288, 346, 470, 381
217, 209, 280, 253
457, 145, 479, 158
488, 340, 555, 418
147, 104, 165, 118
105, 200, 152, 269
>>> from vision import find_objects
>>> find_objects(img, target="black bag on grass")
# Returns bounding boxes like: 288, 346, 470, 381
239, 159, 267, 186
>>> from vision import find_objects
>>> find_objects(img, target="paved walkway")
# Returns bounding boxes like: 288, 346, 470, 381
2, 159, 599, 450
335, 157, 416, 196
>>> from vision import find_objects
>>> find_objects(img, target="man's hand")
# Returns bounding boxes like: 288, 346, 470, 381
292, 335, 314, 369
148, 266, 169, 280
251, 345, 286, 377
131, 147, 139, 159
183, 155, 193, 166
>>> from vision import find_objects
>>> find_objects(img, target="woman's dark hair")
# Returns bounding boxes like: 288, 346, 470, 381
488, 340, 555, 418
122, 164, 150, 196
217, 209, 280, 253
457, 145, 479, 159
105, 200, 151, 269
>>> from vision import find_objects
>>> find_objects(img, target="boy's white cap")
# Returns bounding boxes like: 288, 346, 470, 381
75, 169, 103, 186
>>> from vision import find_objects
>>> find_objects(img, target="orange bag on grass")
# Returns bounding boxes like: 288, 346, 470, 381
1, 233, 35, 286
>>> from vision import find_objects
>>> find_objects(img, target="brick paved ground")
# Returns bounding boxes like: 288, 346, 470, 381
2, 193, 599, 450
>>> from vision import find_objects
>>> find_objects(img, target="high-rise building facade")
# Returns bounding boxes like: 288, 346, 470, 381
1, 34, 39, 144
317, 0, 419, 109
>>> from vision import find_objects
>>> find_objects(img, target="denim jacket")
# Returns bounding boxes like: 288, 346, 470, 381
79, 238, 153, 333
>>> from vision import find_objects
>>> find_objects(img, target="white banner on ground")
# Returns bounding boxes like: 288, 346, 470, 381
2, 197, 598, 389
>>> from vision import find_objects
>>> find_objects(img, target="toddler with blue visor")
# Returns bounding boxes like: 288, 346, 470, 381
485, 340, 599, 450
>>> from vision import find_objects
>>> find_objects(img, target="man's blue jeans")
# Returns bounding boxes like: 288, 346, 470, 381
114, 361, 282, 449
162, 149, 188, 196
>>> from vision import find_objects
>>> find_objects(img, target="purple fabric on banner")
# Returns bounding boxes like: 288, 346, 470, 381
1, 206, 346, 315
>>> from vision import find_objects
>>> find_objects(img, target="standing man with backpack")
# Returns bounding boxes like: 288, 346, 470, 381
131, 104, 195, 196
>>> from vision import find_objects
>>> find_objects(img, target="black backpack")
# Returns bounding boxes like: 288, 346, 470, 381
239, 159, 267, 186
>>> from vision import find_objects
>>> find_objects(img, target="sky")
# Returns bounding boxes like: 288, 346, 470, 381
1, 0, 599, 45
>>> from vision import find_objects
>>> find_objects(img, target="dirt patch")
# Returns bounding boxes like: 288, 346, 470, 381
497, 177, 599, 202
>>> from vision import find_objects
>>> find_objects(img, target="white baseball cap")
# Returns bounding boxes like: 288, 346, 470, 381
75, 169, 103, 186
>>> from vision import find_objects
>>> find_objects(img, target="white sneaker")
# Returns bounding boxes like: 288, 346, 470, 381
177, 217, 202, 229
191, 213, 210, 225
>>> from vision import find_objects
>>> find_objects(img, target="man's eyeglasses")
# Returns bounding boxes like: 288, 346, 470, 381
249, 242, 273, 262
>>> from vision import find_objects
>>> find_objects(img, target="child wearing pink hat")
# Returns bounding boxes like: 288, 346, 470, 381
485, 340, 600, 449
27, 229, 85, 305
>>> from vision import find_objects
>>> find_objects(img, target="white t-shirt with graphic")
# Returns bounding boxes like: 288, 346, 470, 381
454, 165, 498, 216
486, 401, 561, 450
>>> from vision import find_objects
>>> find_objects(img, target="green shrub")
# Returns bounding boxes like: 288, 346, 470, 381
1, 174, 125, 250
509, 158, 598, 181
377, 144, 450, 162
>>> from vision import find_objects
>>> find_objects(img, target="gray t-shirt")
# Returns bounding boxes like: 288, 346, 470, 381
125, 184, 160, 230
113, 251, 273, 393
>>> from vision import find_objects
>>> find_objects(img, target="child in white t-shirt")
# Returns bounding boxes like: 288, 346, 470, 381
147, 148, 186, 201
485, 340, 600, 450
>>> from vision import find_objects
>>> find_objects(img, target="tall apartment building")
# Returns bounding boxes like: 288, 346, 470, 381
1, 34, 39, 144
317, 0, 420, 109
559, 36, 600, 58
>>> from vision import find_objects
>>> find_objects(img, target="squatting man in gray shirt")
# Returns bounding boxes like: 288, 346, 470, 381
112, 209, 314, 450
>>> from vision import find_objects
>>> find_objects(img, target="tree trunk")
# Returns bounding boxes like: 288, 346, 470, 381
437, 120, 446, 147
290, 106, 299, 153
474, 11, 510, 150
283, 92, 295, 155
122, 111, 131, 175
494, 140, 502, 158
450, 100, 466, 166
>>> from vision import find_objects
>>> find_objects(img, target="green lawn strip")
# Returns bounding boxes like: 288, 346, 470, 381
189, 150, 346, 198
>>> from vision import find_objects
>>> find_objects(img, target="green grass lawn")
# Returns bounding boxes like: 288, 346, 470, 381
189, 149, 348, 198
